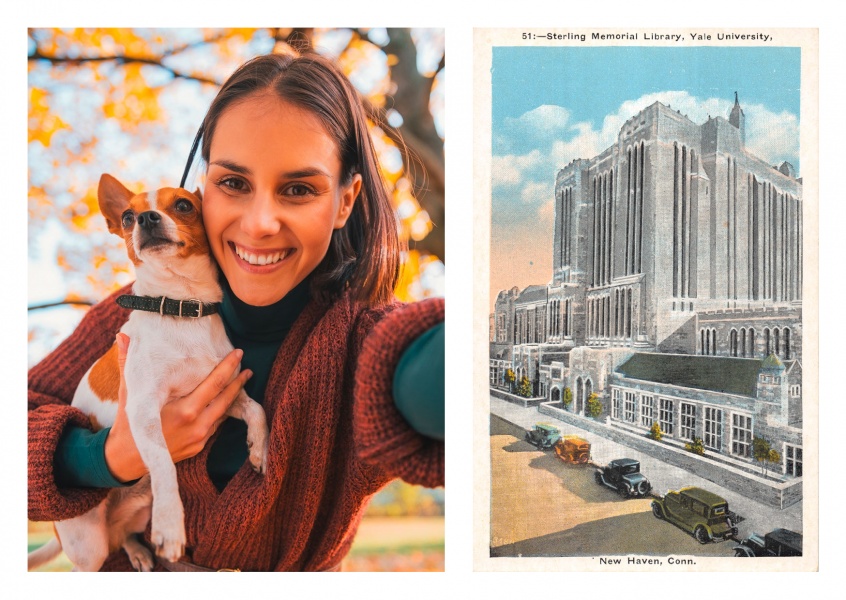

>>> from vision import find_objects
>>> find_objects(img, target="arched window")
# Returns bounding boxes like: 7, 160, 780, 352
700, 329, 705, 355
765, 328, 771, 356
784, 328, 791, 359
750, 328, 756, 357
730, 329, 738, 357
740, 328, 747, 357
774, 328, 781, 357
711, 329, 718, 355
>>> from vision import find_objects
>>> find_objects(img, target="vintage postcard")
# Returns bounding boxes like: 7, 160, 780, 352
473, 28, 818, 571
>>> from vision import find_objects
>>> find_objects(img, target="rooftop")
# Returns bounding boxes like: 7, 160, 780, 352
615, 353, 763, 397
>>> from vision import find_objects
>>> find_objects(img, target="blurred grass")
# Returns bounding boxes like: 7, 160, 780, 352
29, 515, 444, 572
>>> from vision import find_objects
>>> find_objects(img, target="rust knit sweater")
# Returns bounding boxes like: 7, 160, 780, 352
28, 286, 445, 571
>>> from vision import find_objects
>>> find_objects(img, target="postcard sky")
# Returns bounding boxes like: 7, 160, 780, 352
490, 46, 801, 307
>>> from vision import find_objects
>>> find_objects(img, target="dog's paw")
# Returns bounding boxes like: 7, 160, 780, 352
152, 529, 185, 562
151, 509, 186, 562
247, 428, 269, 475
125, 543, 154, 572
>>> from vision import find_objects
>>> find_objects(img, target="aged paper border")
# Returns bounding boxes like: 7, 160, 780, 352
473, 27, 819, 572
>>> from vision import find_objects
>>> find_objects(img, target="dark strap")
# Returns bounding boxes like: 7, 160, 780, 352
116, 294, 220, 318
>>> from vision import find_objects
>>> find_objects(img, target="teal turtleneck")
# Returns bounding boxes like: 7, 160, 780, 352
205, 277, 310, 491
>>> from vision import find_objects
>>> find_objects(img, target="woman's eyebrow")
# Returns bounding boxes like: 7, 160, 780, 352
284, 167, 333, 179
210, 160, 251, 175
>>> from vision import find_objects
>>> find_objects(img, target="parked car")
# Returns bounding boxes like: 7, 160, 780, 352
554, 435, 591, 464
524, 423, 561, 449
734, 528, 802, 557
594, 458, 651, 497
651, 486, 738, 544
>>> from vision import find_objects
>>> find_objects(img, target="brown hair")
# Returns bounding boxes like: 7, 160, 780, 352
200, 52, 401, 306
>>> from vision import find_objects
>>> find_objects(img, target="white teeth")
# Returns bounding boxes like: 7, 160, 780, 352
234, 245, 288, 266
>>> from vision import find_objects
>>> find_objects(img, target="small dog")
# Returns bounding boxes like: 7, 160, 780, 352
29, 174, 268, 571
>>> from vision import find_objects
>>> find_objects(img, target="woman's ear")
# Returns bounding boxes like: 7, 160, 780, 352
334, 173, 361, 229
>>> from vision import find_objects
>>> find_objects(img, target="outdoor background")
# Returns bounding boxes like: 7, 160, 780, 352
27, 27, 445, 572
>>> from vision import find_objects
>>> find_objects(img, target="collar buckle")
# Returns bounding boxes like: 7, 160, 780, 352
180, 298, 203, 318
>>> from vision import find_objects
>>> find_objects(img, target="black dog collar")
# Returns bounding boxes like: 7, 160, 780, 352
116, 294, 220, 318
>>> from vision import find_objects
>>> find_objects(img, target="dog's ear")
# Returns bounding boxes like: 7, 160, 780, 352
193, 187, 203, 201
98, 174, 134, 236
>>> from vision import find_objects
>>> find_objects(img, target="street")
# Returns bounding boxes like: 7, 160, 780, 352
490, 396, 803, 558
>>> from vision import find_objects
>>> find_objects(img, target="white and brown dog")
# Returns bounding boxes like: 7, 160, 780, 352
29, 174, 268, 572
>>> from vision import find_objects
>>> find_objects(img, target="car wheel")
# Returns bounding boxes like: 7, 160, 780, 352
694, 525, 710, 544
617, 485, 629, 498
637, 481, 651, 496
578, 455, 588, 464
734, 547, 753, 557
651, 503, 663, 519
595, 472, 603, 485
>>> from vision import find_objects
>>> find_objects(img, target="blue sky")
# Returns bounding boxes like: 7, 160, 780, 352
490, 46, 802, 301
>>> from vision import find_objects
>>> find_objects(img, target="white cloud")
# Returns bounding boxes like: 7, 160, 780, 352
494, 91, 800, 205
491, 150, 544, 187
519, 180, 552, 206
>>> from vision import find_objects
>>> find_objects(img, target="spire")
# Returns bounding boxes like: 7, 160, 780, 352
729, 92, 745, 145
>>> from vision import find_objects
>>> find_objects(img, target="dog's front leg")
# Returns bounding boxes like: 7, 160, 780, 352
123, 378, 185, 562
226, 391, 269, 474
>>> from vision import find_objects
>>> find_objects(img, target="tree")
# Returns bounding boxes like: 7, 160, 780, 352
28, 27, 444, 366
563, 387, 573, 410
684, 437, 705, 455
586, 392, 603, 418
753, 437, 782, 477
517, 376, 532, 398
648, 422, 663, 441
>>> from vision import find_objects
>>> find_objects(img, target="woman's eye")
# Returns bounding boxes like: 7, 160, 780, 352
284, 183, 315, 197
121, 211, 135, 228
174, 199, 193, 213
219, 177, 247, 192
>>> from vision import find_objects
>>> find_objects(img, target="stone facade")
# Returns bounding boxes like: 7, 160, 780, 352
490, 95, 803, 485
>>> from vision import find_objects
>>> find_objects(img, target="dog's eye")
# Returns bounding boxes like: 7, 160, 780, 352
174, 199, 193, 213
121, 211, 135, 228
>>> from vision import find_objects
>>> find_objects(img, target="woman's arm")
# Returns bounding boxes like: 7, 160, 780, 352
352, 297, 445, 488
28, 286, 131, 521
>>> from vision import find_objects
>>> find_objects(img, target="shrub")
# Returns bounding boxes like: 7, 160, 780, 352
586, 392, 602, 418
648, 422, 663, 441
563, 387, 573, 409
684, 437, 705, 455
517, 376, 532, 398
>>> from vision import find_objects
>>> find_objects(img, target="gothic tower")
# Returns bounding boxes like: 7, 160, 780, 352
729, 91, 746, 146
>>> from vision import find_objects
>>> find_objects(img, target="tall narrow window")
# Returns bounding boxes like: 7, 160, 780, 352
659, 398, 674, 436
732, 414, 753, 457
784, 328, 791, 360
704, 407, 723, 451
641, 395, 654, 427
680, 403, 696, 440
624, 391, 637, 423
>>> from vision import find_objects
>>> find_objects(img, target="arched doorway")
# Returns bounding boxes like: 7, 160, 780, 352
551, 387, 560, 403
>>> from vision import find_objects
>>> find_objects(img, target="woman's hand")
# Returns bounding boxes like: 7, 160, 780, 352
103, 333, 252, 483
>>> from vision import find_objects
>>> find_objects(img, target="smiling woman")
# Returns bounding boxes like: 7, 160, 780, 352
28, 47, 445, 573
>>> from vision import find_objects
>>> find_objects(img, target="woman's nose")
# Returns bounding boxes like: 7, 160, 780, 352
240, 191, 283, 238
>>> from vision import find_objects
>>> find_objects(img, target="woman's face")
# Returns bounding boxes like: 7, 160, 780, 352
203, 94, 360, 306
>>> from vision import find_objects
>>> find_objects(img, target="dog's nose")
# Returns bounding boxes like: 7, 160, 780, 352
137, 211, 162, 229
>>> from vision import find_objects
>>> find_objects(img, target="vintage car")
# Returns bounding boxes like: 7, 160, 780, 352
733, 528, 802, 557
554, 435, 591, 464
651, 486, 738, 543
595, 458, 651, 497
524, 423, 561, 449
